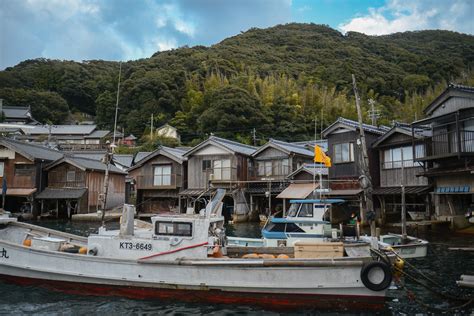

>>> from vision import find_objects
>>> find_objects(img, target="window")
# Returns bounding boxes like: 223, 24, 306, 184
282, 159, 290, 174
287, 203, 299, 217
0, 162, 4, 177
213, 159, 231, 180
155, 221, 192, 237
202, 160, 211, 171
15, 164, 35, 176
383, 145, 420, 169
153, 165, 172, 186
298, 204, 313, 217
66, 170, 76, 182
333, 143, 354, 163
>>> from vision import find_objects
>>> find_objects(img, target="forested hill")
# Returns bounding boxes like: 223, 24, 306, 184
1, 23, 473, 144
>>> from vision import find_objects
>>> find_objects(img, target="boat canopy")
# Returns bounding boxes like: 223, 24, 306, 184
271, 217, 329, 224
289, 199, 345, 204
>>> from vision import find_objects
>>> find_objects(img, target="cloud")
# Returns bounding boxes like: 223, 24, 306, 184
0, 0, 291, 69
339, 0, 474, 35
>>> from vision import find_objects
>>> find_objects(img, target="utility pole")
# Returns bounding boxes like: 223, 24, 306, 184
252, 128, 257, 146
401, 150, 407, 241
368, 98, 380, 126
112, 62, 122, 148
101, 142, 112, 227
150, 114, 154, 140
352, 74, 376, 237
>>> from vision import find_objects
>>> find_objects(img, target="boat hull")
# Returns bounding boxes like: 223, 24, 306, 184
0, 240, 386, 311
0, 272, 385, 311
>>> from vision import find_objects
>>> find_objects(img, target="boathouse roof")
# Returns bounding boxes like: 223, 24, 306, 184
322, 117, 389, 138
0, 137, 63, 162
183, 136, 257, 157
252, 139, 314, 157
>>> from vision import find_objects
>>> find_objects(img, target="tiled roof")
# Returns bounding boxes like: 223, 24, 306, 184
22, 125, 97, 135
253, 139, 314, 157
36, 188, 87, 200
128, 146, 187, 171
0, 137, 63, 161
291, 139, 328, 152
47, 156, 126, 174
85, 130, 110, 138
2, 106, 31, 119
322, 117, 389, 137
134, 152, 152, 164
287, 163, 329, 178
113, 154, 134, 168
207, 136, 257, 156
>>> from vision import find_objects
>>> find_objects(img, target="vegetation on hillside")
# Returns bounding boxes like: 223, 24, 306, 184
0, 23, 473, 144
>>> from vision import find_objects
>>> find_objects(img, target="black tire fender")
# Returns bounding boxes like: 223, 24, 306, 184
360, 261, 392, 291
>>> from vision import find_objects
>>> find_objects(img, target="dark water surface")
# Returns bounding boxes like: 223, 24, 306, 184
0, 220, 473, 315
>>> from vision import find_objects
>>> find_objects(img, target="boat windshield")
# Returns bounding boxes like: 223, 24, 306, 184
287, 204, 299, 217
298, 204, 313, 217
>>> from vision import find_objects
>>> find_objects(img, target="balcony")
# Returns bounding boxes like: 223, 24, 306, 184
207, 167, 238, 183
416, 130, 474, 161
49, 180, 86, 188
248, 165, 291, 181
136, 174, 182, 189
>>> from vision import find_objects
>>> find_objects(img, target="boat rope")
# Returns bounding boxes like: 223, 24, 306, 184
393, 266, 473, 312
386, 248, 444, 288
138, 242, 208, 261
395, 279, 474, 312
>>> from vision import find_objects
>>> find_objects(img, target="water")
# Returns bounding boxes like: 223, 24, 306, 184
0, 220, 473, 315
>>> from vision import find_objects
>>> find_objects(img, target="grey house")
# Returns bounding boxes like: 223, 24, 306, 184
412, 84, 474, 228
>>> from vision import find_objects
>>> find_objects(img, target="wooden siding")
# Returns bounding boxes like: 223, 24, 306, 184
46, 162, 125, 213
431, 96, 474, 117
188, 154, 247, 189
129, 155, 184, 190
380, 166, 428, 187
327, 131, 380, 186
0, 149, 36, 189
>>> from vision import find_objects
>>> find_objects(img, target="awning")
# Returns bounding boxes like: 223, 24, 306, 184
1, 188, 37, 196
179, 188, 214, 196
276, 183, 318, 199
325, 189, 362, 196
36, 188, 87, 200
373, 186, 432, 195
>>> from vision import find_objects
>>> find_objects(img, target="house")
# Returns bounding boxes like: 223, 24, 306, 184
372, 123, 431, 224
156, 124, 180, 141
247, 139, 314, 216
127, 146, 187, 214
36, 156, 126, 217
180, 136, 256, 221
18, 125, 111, 151
0, 137, 63, 215
322, 117, 389, 217
133, 152, 152, 165
122, 134, 137, 147
0, 99, 38, 125
411, 83, 474, 228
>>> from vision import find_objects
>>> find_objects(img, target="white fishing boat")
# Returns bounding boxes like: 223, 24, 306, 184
0, 190, 394, 311
229, 199, 428, 258
360, 234, 428, 259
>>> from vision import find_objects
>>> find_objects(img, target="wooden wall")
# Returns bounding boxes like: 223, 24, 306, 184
0, 148, 36, 189
129, 155, 183, 189
87, 171, 125, 211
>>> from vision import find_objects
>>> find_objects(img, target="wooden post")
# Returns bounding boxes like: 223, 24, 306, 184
401, 150, 407, 241
283, 198, 286, 217
352, 74, 376, 237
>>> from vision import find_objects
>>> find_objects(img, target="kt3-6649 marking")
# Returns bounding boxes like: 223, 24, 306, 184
119, 242, 152, 251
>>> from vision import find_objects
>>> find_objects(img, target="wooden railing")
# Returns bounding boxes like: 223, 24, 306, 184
417, 130, 474, 160
207, 167, 238, 182
136, 174, 181, 189
49, 181, 86, 188
248, 165, 291, 180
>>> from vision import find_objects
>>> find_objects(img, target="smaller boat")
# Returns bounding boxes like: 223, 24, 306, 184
408, 211, 425, 221
360, 233, 428, 259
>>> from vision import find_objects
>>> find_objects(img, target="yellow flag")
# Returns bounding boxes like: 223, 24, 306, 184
314, 145, 331, 167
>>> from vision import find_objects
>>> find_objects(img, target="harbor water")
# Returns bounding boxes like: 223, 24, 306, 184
0, 220, 472, 315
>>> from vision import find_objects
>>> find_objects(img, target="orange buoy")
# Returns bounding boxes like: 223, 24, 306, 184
242, 253, 259, 259
277, 254, 290, 259
258, 254, 275, 259
78, 247, 87, 254
23, 239, 32, 247
211, 246, 224, 258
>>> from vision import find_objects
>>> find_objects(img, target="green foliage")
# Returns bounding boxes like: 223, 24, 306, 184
1, 24, 474, 143
0, 87, 69, 124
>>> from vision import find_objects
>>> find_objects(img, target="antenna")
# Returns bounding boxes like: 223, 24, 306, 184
112, 61, 122, 149
367, 98, 381, 126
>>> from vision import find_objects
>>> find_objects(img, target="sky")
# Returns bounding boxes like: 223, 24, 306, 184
0, 0, 473, 70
